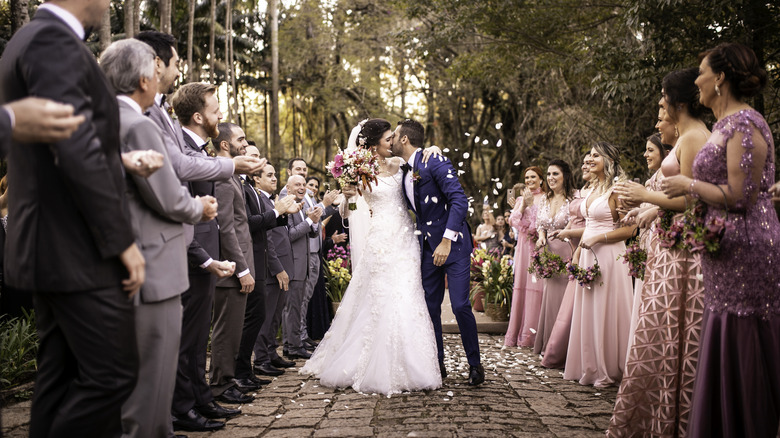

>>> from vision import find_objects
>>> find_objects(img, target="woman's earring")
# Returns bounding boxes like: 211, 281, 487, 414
674, 126, 679, 137
715, 84, 721, 96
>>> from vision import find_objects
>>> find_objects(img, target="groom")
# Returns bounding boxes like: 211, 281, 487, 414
392, 119, 484, 386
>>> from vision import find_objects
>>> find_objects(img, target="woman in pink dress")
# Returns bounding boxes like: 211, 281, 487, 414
505, 166, 546, 347
541, 154, 593, 368
563, 142, 636, 387
662, 43, 780, 438
608, 68, 709, 436
533, 160, 576, 355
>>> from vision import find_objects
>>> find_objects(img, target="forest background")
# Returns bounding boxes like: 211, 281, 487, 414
1, 0, 778, 223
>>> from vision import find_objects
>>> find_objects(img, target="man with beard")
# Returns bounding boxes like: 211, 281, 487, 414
170, 83, 238, 432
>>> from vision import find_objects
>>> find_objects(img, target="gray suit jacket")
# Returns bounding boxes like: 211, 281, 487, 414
287, 204, 316, 281
215, 174, 254, 288
118, 99, 203, 303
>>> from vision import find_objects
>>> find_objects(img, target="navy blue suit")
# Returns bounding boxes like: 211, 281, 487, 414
402, 151, 480, 367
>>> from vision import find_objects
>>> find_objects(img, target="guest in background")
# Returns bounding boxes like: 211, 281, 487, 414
662, 43, 780, 438
474, 207, 500, 253
304, 175, 333, 341
505, 166, 546, 347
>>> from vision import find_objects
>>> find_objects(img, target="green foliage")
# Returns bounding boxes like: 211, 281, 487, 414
0, 310, 38, 388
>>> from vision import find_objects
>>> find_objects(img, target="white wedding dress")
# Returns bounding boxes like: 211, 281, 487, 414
300, 169, 442, 395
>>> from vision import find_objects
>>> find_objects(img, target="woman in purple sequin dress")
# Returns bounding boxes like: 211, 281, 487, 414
662, 43, 780, 438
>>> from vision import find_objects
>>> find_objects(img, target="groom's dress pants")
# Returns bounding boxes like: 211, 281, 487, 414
421, 242, 481, 367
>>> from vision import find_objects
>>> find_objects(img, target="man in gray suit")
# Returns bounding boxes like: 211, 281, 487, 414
209, 122, 256, 404
100, 40, 218, 438
253, 175, 321, 374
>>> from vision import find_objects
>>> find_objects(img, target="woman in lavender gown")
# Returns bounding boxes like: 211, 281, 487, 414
563, 142, 636, 387
505, 167, 546, 347
662, 43, 780, 438
540, 154, 593, 368
533, 160, 575, 355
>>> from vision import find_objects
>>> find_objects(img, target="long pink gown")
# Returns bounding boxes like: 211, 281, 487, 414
608, 148, 705, 437
540, 190, 586, 368
533, 196, 572, 355
504, 189, 543, 347
563, 189, 633, 387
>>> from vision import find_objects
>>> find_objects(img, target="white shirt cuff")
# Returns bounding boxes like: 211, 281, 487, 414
3, 106, 15, 129
305, 217, 313, 226
237, 268, 250, 278
200, 258, 214, 269
443, 229, 458, 242
273, 208, 280, 217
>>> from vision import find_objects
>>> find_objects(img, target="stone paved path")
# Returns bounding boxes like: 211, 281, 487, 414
1, 334, 617, 437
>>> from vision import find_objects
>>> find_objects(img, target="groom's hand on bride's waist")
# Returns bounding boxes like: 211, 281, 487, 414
432, 238, 452, 266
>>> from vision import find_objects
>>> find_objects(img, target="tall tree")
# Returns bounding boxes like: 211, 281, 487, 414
186, 0, 195, 82
124, 0, 134, 37
269, 0, 281, 161
10, 0, 29, 33
159, 0, 171, 33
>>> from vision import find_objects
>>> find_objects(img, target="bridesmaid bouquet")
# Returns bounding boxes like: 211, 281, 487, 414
528, 246, 567, 279
326, 148, 380, 210
655, 202, 731, 254
566, 248, 602, 288
619, 241, 647, 280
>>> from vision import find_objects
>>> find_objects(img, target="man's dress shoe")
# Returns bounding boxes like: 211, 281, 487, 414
255, 362, 284, 376
172, 409, 225, 432
249, 375, 272, 385
196, 401, 240, 419
468, 364, 485, 386
215, 386, 254, 404
285, 349, 312, 359
270, 357, 295, 368
233, 377, 261, 393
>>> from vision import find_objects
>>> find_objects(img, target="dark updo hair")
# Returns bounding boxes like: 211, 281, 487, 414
700, 43, 767, 101
646, 132, 672, 160
662, 68, 707, 120
357, 118, 392, 148
546, 159, 575, 200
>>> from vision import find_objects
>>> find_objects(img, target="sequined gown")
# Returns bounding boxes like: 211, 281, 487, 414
505, 189, 544, 347
533, 196, 572, 355
563, 189, 633, 387
608, 147, 705, 437
300, 171, 442, 395
687, 110, 780, 438
541, 191, 586, 369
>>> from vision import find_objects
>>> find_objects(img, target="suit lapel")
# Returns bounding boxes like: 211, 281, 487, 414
413, 150, 423, 213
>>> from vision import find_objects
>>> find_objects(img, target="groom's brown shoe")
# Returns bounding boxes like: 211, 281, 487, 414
468, 364, 485, 386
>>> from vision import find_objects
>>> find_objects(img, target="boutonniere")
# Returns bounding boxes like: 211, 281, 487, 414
412, 170, 421, 184
166, 105, 178, 122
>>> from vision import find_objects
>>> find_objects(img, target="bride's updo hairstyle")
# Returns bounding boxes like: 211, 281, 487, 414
591, 141, 627, 189
700, 43, 767, 101
662, 67, 707, 120
357, 118, 391, 149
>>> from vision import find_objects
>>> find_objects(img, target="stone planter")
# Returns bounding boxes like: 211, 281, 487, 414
485, 302, 510, 321
330, 301, 341, 317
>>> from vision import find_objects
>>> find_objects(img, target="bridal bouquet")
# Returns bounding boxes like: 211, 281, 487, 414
326, 148, 380, 210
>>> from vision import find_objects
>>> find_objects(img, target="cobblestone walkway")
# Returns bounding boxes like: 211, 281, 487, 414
1, 334, 617, 437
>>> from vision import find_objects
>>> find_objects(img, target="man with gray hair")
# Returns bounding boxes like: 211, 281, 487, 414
100, 38, 220, 438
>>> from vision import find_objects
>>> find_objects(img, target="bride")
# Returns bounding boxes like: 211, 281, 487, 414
300, 119, 442, 395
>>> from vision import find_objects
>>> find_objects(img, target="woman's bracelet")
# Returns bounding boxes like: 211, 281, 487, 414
689, 179, 700, 199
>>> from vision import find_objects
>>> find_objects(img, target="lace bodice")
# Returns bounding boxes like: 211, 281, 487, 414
537, 196, 571, 232
362, 170, 417, 239
692, 109, 780, 317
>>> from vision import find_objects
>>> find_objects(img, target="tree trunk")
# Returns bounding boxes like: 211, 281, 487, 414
160, 0, 171, 34
187, 0, 195, 82
133, 0, 141, 35
225, 0, 233, 121
98, 8, 112, 52
208, 0, 216, 83
10, 0, 30, 33
124, 0, 134, 37
270, 0, 281, 162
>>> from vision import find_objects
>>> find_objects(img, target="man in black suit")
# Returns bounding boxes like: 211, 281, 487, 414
170, 83, 239, 432
233, 147, 297, 388
0, 97, 84, 157
0, 1, 146, 436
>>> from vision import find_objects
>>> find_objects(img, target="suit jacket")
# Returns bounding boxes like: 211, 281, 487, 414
182, 132, 220, 272
215, 174, 254, 288
402, 151, 472, 257
0, 10, 134, 291
0, 107, 10, 159
118, 99, 203, 303
265, 194, 293, 286
287, 203, 316, 281
244, 180, 286, 283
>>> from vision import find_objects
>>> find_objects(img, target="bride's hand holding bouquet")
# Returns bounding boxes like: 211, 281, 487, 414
326, 147, 380, 210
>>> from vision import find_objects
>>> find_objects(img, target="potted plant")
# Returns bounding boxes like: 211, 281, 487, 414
325, 246, 351, 315
481, 254, 513, 321
469, 248, 491, 312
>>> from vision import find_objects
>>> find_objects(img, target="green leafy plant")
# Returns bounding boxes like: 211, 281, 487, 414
325, 257, 351, 302
1, 310, 38, 388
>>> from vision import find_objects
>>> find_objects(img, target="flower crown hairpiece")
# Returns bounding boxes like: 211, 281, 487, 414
356, 118, 369, 148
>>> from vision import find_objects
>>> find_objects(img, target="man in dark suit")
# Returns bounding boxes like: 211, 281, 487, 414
100, 39, 218, 438
233, 147, 297, 388
208, 122, 256, 404
170, 83, 239, 432
0, 1, 146, 436
253, 175, 321, 375
0, 97, 84, 157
